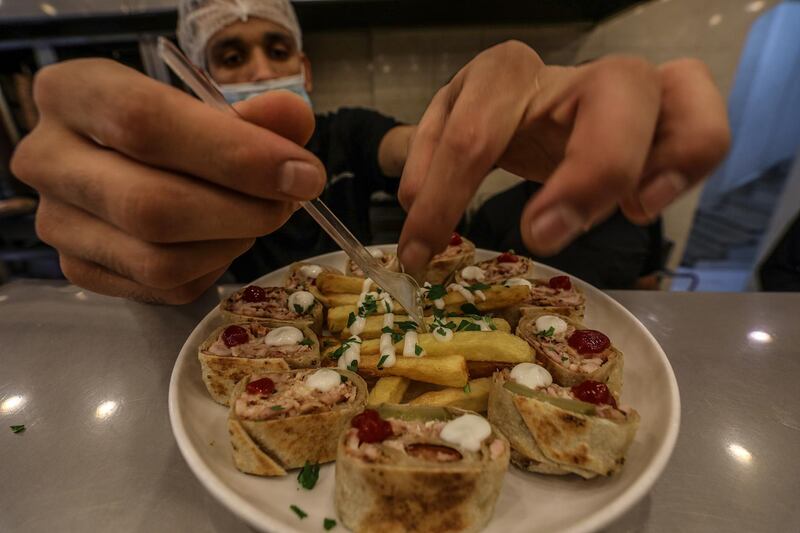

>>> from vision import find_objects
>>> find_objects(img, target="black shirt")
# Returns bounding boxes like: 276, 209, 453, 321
466, 181, 663, 289
229, 108, 400, 281
759, 212, 800, 291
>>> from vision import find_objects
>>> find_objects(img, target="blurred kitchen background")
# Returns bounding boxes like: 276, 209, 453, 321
1, 0, 798, 291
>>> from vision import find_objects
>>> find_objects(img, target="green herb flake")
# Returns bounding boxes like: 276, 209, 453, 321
290, 505, 308, 519
487, 317, 498, 331
331, 344, 348, 361
539, 326, 555, 338
432, 307, 445, 319
460, 303, 480, 315
561, 356, 569, 363
397, 321, 418, 332
323, 518, 337, 530
391, 331, 404, 344
347, 312, 357, 328
415, 344, 423, 356
347, 359, 359, 372
10, 425, 25, 434
444, 321, 457, 331
340, 375, 348, 383
377, 354, 389, 370
297, 462, 321, 490
466, 282, 490, 292
271, 405, 285, 411
426, 284, 447, 301
463, 383, 471, 394
360, 294, 378, 316
294, 304, 304, 314
381, 326, 393, 335
299, 337, 314, 346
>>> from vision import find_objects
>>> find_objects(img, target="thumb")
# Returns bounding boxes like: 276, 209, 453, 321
233, 90, 315, 146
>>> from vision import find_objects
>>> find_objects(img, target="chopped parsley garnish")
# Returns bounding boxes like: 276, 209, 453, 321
391, 331, 404, 343
340, 375, 348, 383
10, 425, 25, 434
271, 405, 285, 411
323, 518, 337, 530
381, 326, 393, 335
414, 344, 423, 356
347, 359, 359, 372
561, 356, 569, 363
330, 337, 360, 360
463, 383, 471, 394
299, 337, 314, 346
297, 461, 320, 490
293, 304, 305, 314
290, 505, 307, 519
435, 327, 447, 337
377, 354, 389, 370
396, 321, 418, 332
460, 303, 480, 315
486, 317, 498, 330
466, 282, 490, 292
426, 284, 447, 301
456, 320, 482, 332
432, 307, 445, 319
347, 312, 357, 328
539, 326, 555, 338
359, 294, 378, 316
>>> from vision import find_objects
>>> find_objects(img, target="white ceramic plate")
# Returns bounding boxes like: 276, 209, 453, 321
169, 246, 680, 533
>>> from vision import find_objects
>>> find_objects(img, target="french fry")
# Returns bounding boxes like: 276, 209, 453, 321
316, 272, 369, 295
339, 314, 511, 339
356, 354, 468, 388
440, 285, 530, 314
367, 377, 410, 408
325, 331, 532, 363
408, 377, 492, 412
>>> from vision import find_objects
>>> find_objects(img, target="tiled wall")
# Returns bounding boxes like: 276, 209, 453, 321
303, 0, 779, 270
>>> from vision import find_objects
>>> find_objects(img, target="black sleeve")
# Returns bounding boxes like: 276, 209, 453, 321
759, 213, 800, 291
328, 107, 401, 193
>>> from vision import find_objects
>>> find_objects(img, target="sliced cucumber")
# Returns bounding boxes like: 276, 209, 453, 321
503, 382, 596, 415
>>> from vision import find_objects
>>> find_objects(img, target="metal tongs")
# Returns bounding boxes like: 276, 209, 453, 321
156, 38, 427, 330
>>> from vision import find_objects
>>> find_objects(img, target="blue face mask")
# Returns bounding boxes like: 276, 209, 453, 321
218, 69, 312, 108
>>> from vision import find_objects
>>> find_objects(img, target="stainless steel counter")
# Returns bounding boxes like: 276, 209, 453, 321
1, 279, 799, 532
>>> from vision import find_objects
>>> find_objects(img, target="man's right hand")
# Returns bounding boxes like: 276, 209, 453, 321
11, 59, 325, 304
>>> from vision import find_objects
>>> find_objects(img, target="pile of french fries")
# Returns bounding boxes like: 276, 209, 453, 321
314, 266, 536, 412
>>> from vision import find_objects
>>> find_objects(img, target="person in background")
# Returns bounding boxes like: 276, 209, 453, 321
759, 213, 800, 291
10, 0, 730, 303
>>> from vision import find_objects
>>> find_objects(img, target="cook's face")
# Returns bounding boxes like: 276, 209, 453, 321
205, 18, 309, 87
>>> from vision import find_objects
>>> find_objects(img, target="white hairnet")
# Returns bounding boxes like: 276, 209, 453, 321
177, 0, 303, 68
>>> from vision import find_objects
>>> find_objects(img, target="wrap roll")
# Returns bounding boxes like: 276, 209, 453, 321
517, 312, 622, 397
424, 233, 476, 285
487, 370, 639, 478
219, 285, 323, 333
283, 261, 342, 305
198, 321, 320, 406
335, 404, 509, 533
346, 249, 400, 278
500, 276, 585, 329
454, 252, 536, 285
228, 369, 368, 476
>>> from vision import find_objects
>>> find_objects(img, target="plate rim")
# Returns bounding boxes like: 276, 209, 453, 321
168, 247, 681, 533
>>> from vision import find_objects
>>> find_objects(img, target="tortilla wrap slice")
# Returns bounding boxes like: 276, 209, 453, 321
424, 235, 476, 285
335, 404, 509, 533
198, 322, 321, 406
346, 251, 400, 278
219, 285, 323, 333
228, 369, 367, 476
487, 373, 639, 478
284, 261, 342, 306
517, 312, 622, 399
454, 253, 536, 285
501, 277, 585, 329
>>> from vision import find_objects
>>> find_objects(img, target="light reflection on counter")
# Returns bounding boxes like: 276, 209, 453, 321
95, 400, 119, 420
1, 395, 26, 413
727, 443, 753, 464
748, 330, 773, 343
75, 291, 88, 301
0, 295, 8, 302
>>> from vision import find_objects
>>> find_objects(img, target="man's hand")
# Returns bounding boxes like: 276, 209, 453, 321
397, 41, 730, 273
11, 59, 325, 304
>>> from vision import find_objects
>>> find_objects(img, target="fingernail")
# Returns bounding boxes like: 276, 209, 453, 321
529, 204, 584, 255
399, 239, 432, 276
278, 161, 325, 199
639, 171, 688, 218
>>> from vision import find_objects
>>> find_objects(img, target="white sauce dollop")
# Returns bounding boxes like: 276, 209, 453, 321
349, 315, 366, 336
448, 283, 475, 304
433, 326, 454, 342
264, 326, 304, 346
535, 315, 568, 336
299, 264, 323, 279
461, 266, 486, 282
403, 330, 423, 356
288, 291, 315, 313
510, 363, 553, 390
369, 248, 385, 259
505, 278, 532, 289
306, 369, 342, 392
440, 414, 492, 452
383, 313, 395, 328
379, 333, 397, 368
338, 336, 362, 370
